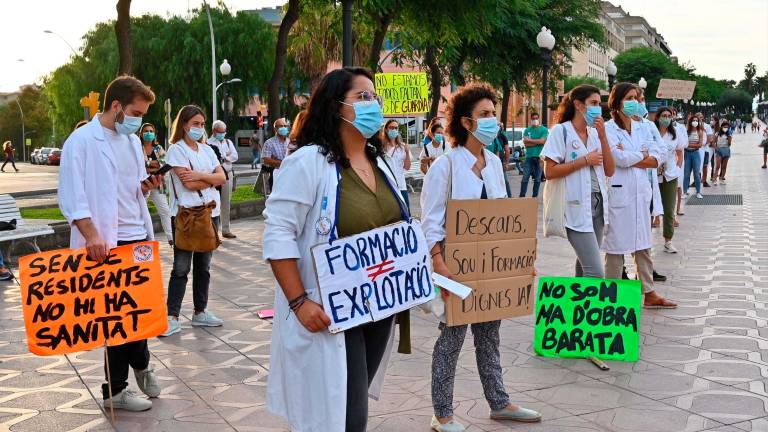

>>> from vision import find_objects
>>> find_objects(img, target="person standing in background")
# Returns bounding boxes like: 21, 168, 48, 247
653, 107, 686, 254
701, 115, 715, 187
1, 141, 18, 172
139, 123, 173, 245
262, 118, 291, 191
520, 113, 548, 197
207, 120, 238, 239
59, 75, 163, 411
419, 122, 448, 174
488, 123, 511, 197
250, 130, 262, 169
382, 119, 413, 209
682, 116, 705, 199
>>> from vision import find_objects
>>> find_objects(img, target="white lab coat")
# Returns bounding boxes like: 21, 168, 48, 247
59, 115, 154, 249
638, 119, 664, 217
540, 122, 611, 233
602, 119, 660, 255
262, 145, 405, 432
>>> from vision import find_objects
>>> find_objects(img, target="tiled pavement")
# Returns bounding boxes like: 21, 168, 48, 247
2, 128, 768, 431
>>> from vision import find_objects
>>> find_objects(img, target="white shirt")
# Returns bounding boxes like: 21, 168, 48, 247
59, 115, 155, 249
385, 144, 411, 191
659, 128, 687, 181
103, 127, 148, 241
419, 141, 447, 161
420, 146, 507, 250
540, 122, 611, 232
166, 141, 222, 217
702, 123, 714, 154
207, 136, 238, 170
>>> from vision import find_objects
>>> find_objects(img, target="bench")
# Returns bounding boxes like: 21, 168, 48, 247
0, 194, 54, 261
405, 159, 425, 193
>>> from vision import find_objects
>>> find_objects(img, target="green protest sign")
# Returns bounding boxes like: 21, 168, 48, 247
534, 277, 641, 362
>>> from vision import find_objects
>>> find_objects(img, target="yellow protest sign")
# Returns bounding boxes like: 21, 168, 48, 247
375, 72, 429, 115
19, 241, 167, 356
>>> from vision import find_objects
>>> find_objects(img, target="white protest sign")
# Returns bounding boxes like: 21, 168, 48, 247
656, 79, 697, 100
311, 220, 435, 333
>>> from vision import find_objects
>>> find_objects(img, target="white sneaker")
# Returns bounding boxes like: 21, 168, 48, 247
431, 416, 466, 432
159, 316, 181, 337
696, 193, 704, 199
664, 242, 678, 254
134, 367, 161, 398
103, 389, 152, 411
720, 179, 726, 185
191, 310, 224, 327
683, 192, 690, 198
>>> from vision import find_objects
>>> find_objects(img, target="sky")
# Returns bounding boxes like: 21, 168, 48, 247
1, 0, 767, 93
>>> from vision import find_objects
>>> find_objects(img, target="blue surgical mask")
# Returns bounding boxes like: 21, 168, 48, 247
142, 132, 155, 142
434, 133, 444, 143
637, 102, 648, 118
278, 126, 289, 137
215, 132, 226, 141
187, 127, 205, 141
387, 129, 399, 139
583, 106, 602, 126
341, 100, 384, 139
115, 107, 142, 135
659, 118, 672, 127
622, 100, 640, 118
469, 117, 500, 146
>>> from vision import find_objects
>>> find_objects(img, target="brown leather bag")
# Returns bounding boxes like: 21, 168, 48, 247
170, 162, 221, 253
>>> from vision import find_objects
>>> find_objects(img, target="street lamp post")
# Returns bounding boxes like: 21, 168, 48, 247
606, 61, 617, 90
536, 27, 555, 127
43, 30, 78, 56
638, 77, 647, 92
524, 99, 530, 127
203, 0, 218, 122
219, 60, 232, 135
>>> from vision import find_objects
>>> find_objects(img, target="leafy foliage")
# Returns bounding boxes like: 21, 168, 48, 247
564, 75, 607, 92
0, 86, 54, 155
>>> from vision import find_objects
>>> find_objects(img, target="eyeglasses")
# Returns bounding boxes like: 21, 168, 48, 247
344, 90, 383, 106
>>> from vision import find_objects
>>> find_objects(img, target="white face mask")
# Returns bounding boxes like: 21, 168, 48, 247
691, 121, 699, 128
531, 119, 540, 126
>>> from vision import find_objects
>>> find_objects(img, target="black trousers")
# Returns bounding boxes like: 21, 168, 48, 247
102, 238, 151, 399
344, 316, 394, 432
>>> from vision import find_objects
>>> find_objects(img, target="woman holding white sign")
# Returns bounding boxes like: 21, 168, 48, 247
541, 84, 615, 279
262, 67, 412, 432
603, 83, 677, 309
421, 83, 542, 431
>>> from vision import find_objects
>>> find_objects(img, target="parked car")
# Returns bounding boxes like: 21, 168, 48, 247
47, 149, 62, 166
36, 147, 55, 165
504, 128, 525, 174
30, 149, 40, 164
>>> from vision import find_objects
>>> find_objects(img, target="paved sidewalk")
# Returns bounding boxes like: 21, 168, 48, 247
1, 129, 768, 431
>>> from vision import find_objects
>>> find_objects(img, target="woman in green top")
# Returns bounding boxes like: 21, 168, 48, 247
262, 67, 411, 432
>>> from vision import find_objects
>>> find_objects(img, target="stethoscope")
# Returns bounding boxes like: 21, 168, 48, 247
317, 160, 411, 243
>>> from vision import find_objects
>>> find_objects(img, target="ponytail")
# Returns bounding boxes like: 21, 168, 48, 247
556, 84, 601, 124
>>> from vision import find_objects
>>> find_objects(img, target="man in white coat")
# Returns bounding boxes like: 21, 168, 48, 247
59, 75, 164, 412
207, 120, 239, 239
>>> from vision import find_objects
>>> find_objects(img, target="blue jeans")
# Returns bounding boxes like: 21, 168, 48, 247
683, 150, 702, 194
519, 157, 542, 197
251, 150, 261, 168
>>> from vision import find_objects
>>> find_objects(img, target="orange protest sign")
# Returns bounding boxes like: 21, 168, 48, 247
19, 241, 167, 356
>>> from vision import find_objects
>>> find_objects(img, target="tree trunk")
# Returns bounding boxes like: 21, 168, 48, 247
449, 53, 467, 87
500, 80, 510, 129
115, 0, 133, 75
267, 0, 301, 125
425, 45, 442, 122
367, 8, 396, 72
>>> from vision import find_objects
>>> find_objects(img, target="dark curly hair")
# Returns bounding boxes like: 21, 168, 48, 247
295, 67, 383, 167
446, 83, 498, 147
608, 82, 638, 132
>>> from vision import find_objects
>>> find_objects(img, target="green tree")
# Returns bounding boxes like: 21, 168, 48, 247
564, 75, 607, 92
267, 0, 301, 122
718, 88, 753, 114
614, 47, 676, 101
738, 62, 757, 95
0, 86, 54, 158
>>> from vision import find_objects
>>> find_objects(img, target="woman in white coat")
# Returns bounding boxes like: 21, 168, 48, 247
422, 83, 541, 432
541, 84, 615, 279
262, 67, 409, 432
603, 83, 677, 309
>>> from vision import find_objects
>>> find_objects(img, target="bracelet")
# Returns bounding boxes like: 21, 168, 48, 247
290, 297, 308, 314
431, 250, 442, 258
288, 293, 308, 310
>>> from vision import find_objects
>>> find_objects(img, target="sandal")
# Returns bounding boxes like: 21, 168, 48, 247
643, 298, 677, 309
673, 220, 680, 227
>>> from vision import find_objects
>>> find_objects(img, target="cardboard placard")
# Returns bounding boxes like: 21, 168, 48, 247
443, 198, 538, 326
19, 241, 167, 356
656, 79, 697, 100
533, 277, 642, 362
374, 72, 429, 115
311, 220, 434, 333
445, 275, 535, 326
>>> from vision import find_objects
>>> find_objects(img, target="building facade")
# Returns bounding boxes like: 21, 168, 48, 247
566, 9, 626, 83
601, 1, 672, 55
